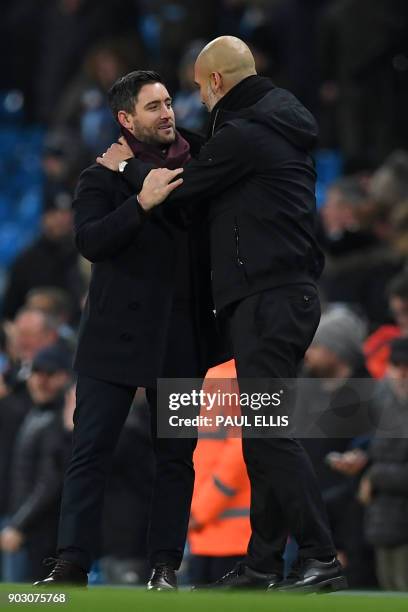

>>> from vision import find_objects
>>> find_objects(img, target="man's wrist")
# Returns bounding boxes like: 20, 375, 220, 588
137, 192, 150, 212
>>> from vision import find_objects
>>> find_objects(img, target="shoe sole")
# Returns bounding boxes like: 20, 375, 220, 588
278, 575, 348, 595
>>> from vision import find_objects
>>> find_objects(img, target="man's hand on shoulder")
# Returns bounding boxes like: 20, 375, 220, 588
137, 168, 184, 211
96, 136, 134, 171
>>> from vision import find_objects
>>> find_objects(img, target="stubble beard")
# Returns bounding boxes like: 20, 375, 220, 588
132, 123, 176, 147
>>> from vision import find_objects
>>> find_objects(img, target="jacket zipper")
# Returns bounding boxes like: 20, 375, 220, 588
211, 109, 220, 137
234, 222, 245, 267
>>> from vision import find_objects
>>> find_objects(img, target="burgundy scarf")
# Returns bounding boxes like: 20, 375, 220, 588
121, 126, 191, 169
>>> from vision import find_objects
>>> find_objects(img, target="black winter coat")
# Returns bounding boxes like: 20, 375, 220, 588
364, 400, 408, 547
2, 235, 83, 320
8, 400, 64, 537
73, 153, 223, 387
123, 80, 324, 313
0, 385, 31, 515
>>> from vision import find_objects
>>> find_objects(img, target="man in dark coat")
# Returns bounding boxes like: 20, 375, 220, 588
128, 37, 345, 593
0, 345, 72, 581
358, 337, 408, 591
2, 196, 83, 321
34, 71, 222, 590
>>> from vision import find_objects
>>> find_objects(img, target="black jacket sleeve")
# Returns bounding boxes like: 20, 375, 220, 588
165, 122, 254, 207
1, 257, 28, 320
121, 122, 253, 210
122, 159, 155, 192
73, 164, 147, 263
9, 427, 63, 535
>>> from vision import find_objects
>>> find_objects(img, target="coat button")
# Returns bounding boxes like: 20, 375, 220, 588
120, 332, 133, 342
128, 301, 140, 311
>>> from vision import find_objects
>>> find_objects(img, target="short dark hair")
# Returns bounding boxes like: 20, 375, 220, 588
26, 287, 73, 320
108, 70, 163, 120
388, 272, 408, 300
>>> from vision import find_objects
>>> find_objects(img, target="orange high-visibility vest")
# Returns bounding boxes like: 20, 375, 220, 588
189, 361, 251, 556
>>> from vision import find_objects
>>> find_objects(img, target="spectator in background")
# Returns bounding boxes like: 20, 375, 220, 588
53, 41, 140, 157
319, 172, 404, 329
390, 199, 408, 260
188, 360, 251, 587
301, 307, 377, 588
358, 337, 408, 591
0, 324, 31, 581
34, 0, 118, 123
7, 309, 59, 375
139, 0, 216, 89
173, 41, 208, 133
318, 0, 408, 170
188, 435, 251, 587
0, 0, 47, 121
24, 288, 77, 348
262, 0, 328, 115
0, 344, 72, 582
364, 272, 408, 379
319, 176, 374, 257
368, 150, 408, 212
42, 128, 90, 197
0, 308, 60, 581
357, 151, 408, 258
2, 189, 83, 321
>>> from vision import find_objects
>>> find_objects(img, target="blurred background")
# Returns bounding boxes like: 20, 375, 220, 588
1, 0, 408, 591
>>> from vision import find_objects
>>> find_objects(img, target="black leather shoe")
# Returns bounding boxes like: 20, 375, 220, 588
193, 562, 282, 590
147, 565, 177, 591
33, 558, 88, 587
275, 557, 347, 594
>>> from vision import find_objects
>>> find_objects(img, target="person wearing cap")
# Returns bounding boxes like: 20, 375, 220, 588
0, 344, 72, 581
302, 307, 378, 589
357, 336, 408, 591
304, 307, 368, 382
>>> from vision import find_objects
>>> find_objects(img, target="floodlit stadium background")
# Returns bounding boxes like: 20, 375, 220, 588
1, 0, 408, 597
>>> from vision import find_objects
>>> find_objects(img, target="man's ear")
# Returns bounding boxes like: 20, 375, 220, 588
210, 71, 223, 93
117, 110, 134, 131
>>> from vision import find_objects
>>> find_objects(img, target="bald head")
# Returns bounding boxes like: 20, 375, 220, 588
194, 36, 257, 111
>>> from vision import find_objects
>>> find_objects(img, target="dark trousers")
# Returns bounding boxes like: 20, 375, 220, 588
57, 308, 200, 572
223, 284, 336, 574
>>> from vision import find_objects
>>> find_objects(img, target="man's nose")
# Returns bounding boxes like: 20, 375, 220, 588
161, 104, 172, 119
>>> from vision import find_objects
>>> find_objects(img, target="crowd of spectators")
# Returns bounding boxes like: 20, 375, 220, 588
1, 0, 408, 590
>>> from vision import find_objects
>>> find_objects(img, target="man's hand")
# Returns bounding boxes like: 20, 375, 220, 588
137, 168, 184, 211
329, 449, 368, 477
0, 527, 24, 552
96, 137, 134, 171
357, 476, 372, 506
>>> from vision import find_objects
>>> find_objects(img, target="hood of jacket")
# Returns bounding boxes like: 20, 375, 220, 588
214, 84, 318, 152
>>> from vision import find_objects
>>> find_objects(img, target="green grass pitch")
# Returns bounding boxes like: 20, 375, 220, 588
1, 584, 408, 612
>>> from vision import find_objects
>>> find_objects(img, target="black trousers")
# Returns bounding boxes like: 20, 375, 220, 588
223, 284, 336, 574
57, 308, 200, 572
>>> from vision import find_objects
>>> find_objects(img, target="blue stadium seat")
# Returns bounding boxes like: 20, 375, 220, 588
0, 125, 44, 271
314, 149, 343, 209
